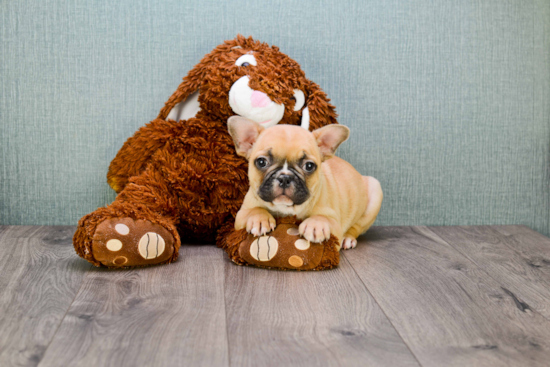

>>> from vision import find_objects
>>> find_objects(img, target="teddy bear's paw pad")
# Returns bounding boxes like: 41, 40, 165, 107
238, 223, 327, 270
138, 232, 166, 259
92, 218, 175, 268
287, 227, 300, 236
250, 236, 279, 261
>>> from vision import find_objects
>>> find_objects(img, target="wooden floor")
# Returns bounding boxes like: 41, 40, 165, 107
1, 225, 550, 366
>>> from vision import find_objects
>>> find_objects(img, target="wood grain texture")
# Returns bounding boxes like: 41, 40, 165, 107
0, 226, 90, 367
223, 253, 419, 367
345, 226, 550, 367
491, 225, 550, 270
4, 225, 550, 366
39, 245, 229, 367
427, 225, 550, 320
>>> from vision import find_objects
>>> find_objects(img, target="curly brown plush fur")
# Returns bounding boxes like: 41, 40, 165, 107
73, 35, 339, 268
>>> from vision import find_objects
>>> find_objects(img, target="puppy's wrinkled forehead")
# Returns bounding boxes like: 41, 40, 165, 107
252, 125, 319, 162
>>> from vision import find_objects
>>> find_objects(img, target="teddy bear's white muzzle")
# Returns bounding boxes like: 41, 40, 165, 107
229, 76, 285, 128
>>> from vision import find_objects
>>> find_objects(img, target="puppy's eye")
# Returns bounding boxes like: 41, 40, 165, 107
241, 62, 250, 67
255, 157, 268, 169
304, 161, 316, 172
292, 89, 305, 111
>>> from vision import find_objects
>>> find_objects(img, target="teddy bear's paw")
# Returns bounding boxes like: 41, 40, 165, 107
237, 222, 335, 270
91, 218, 175, 268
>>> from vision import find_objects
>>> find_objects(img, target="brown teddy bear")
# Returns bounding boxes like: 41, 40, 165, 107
73, 35, 341, 270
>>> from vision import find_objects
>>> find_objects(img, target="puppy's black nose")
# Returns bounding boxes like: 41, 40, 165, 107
277, 174, 292, 188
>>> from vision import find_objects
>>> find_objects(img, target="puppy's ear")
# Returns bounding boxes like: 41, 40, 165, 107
227, 116, 265, 158
312, 125, 350, 161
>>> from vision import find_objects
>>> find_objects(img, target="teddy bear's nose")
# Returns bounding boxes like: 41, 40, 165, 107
250, 90, 271, 108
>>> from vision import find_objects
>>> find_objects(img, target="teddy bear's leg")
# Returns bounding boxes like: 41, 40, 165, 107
74, 171, 182, 268
216, 220, 248, 265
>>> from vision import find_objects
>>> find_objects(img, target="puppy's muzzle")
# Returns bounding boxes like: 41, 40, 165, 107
277, 174, 293, 189
258, 170, 309, 206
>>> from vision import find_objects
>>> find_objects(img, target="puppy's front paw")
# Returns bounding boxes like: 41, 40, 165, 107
341, 237, 357, 250
246, 211, 276, 237
299, 216, 331, 243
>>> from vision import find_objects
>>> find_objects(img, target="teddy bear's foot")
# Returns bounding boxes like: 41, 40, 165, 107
91, 218, 176, 268
223, 218, 340, 271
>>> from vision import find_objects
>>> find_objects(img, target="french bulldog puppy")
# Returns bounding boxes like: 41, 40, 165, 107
228, 116, 383, 250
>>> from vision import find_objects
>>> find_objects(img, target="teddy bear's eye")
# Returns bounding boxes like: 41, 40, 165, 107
292, 89, 305, 111
255, 157, 269, 169
235, 54, 257, 67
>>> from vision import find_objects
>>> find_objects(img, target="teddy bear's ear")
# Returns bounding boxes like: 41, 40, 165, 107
164, 89, 200, 122
302, 81, 339, 131
157, 59, 207, 121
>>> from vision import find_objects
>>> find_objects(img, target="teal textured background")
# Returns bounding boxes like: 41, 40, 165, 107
1, 0, 549, 236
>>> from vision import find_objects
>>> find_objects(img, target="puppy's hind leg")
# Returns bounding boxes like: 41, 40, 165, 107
341, 176, 383, 250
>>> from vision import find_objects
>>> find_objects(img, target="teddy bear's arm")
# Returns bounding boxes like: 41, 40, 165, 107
107, 118, 181, 193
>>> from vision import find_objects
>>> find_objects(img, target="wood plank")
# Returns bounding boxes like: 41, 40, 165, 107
427, 225, 550, 319
345, 226, 550, 367
491, 225, 550, 269
39, 245, 229, 367
223, 252, 419, 367
0, 226, 90, 367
